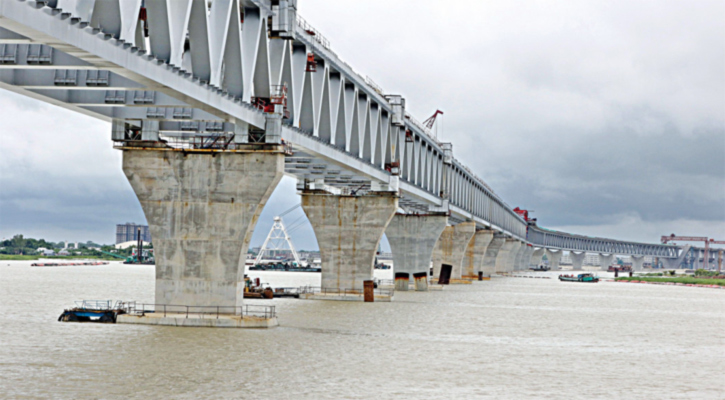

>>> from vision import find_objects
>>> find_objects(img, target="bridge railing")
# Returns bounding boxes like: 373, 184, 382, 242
298, 286, 394, 297
121, 302, 276, 319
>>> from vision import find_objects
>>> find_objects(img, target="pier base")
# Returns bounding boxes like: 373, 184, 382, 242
395, 273, 410, 291
117, 313, 278, 328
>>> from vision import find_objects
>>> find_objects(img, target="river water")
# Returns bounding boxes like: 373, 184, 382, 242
1, 261, 723, 399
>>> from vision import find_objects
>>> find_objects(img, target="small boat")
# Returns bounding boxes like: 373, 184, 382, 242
58, 300, 126, 323
530, 265, 550, 272
558, 273, 599, 283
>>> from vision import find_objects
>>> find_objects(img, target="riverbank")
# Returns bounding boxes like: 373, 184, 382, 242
615, 276, 725, 287
0, 255, 121, 261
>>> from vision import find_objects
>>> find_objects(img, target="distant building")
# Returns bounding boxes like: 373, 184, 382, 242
116, 223, 151, 244
115, 241, 151, 250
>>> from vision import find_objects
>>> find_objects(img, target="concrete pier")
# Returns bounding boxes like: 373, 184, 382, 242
481, 237, 505, 276
516, 246, 534, 270
494, 239, 517, 273
301, 192, 398, 294
122, 148, 284, 310
570, 251, 586, 271
530, 248, 545, 268
631, 255, 645, 271
511, 246, 521, 271
432, 222, 476, 282
505, 242, 522, 272
599, 253, 615, 271
462, 230, 494, 279
386, 213, 447, 291
545, 249, 562, 270
519, 246, 533, 270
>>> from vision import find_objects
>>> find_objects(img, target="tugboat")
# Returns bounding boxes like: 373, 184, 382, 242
558, 273, 599, 283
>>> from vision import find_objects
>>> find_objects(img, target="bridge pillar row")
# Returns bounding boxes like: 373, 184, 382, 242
494, 239, 518, 273
598, 253, 615, 271
386, 213, 448, 291
122, 147, 285, 310
545, 249, 563, 271
301, 192, 398, 294
432, 222, 476, 282
462, 230, 494, 279
481, 236, 506, 276
530, 248, 545, 268
631, 255, 645, 272
570, 251, 587, 271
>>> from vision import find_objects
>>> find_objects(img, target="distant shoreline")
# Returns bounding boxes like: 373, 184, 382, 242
616, 276, 725, 288
0, 255, 122, 261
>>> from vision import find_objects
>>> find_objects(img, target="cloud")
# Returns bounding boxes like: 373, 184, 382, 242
1, 0, 723, 248
299, 0, 725, 242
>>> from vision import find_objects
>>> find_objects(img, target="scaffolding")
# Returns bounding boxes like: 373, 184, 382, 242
254, 217, 301, 266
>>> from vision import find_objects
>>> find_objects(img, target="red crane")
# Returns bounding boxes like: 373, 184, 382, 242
513, 207, 536, 223
423, 110, 444, 130
661, 234, 725, 270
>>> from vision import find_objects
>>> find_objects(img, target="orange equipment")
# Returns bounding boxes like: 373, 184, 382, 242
306, 53, 317, 72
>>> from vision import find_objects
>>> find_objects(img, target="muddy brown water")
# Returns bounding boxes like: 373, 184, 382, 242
1, 261, 723, 399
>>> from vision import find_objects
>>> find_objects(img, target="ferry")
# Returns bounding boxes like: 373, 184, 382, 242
558, 273, 599, 283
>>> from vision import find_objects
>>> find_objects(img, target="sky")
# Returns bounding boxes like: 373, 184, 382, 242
0, 0, 723, 250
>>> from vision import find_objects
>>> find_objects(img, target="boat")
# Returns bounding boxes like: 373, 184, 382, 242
58, 300, 126, 323
530, 265, 550, 272
558, 273, 599, 283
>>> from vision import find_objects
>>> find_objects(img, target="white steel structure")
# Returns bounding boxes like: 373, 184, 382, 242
0, 0, 680, 259
254, 216, 301, 266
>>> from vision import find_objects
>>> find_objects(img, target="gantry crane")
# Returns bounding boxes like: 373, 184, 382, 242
661, 235, 725, 270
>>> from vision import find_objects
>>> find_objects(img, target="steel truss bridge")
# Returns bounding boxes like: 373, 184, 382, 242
0, 0, 681, 259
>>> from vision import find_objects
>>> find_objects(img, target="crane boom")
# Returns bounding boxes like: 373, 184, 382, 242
423, 110, 444, 130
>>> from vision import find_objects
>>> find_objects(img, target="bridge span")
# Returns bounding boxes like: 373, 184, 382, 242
0, 1, 685, 310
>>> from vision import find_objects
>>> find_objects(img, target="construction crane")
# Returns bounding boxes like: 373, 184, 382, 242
513, 207, 536, 223
661, 234, 725, 270
422, 110, 444, 130
255, 216, 301, 267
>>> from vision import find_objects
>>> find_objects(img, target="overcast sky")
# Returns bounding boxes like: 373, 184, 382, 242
0, 0, 723, 250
